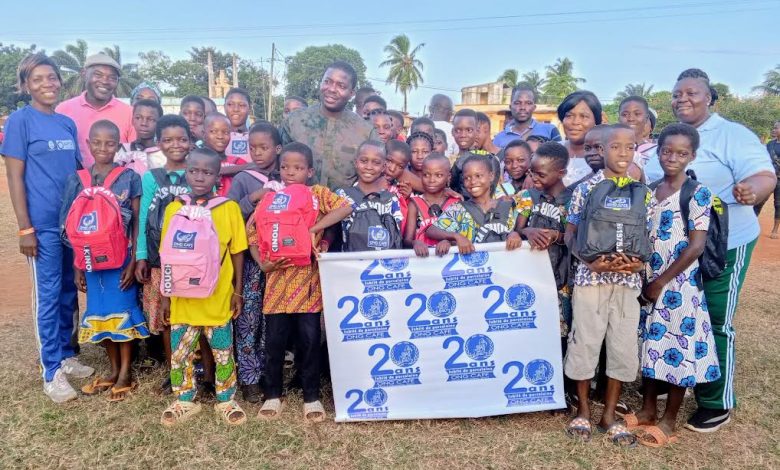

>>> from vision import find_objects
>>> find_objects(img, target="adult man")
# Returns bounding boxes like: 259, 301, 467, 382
492, 86, 561, 148
56, 53, 133, 167
428, 94, 457, 157
281, 61, 376, 190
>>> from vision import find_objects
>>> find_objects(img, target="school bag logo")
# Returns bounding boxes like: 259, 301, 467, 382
346, 387, 389, 420
338, 294, 391, 342
441, 251, 493, 289
146, 168, 189, 268
443, 334, 496, 381
65, 168, 129, 272
231, 140, 248, 155
483, 284, 538, 332
369, 341, 421, 387
360, 257, 412, 293
159, 195, 229, 298
406, 291, 459, 339
255, 184, 318, 266
502, 360, 556, 407
575, 178, 652, 262
343, 188, 402, 252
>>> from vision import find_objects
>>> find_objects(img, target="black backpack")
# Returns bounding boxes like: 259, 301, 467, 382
342, 187, 403, 251
575, 178, 652, 263
461, 199, 515, 243
649, 171, 729, 284
527, 189, 573, 290
146, 169, 189, 267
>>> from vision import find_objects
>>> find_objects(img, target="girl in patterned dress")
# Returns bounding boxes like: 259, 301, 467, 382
628, 123, 720, 447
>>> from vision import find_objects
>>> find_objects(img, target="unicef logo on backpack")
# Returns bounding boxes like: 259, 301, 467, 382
231, 140, 248, 155
338, 294, 391, 342
502, 359, 556, 407
268, 193, 291, 211
369, 341, 421, 387
406, 291, 459, 339
483, 283, 538, 332
367, 226, 390, 249
360, 258, 412, 293
77, 211, 98, 233
171, 230, 197, 250
346, 387, 389, 420
441, 251, 493, 289
443, 334, 496, 382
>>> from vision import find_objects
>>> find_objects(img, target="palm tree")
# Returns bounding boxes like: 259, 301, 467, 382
615, 82, 655, 101
379, 34, 425, 113
518, 70, 546, 97
102, 45, 143, 97
498, 68, 519, 87
753, 65, 780, 95
52, 39, 88, 97
541, 57, 585, 103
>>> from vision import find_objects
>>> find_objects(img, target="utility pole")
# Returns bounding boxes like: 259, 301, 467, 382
232, 53, 239, 88
207, 50, 215, 98
267, 42, 275, 122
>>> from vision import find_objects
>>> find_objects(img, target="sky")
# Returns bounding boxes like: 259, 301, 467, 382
3, 0, 780, 115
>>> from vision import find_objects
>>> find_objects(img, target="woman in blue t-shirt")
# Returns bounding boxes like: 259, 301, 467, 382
1, 53, 95, 403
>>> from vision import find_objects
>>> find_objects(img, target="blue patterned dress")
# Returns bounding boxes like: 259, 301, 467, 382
640, 184, 721, 387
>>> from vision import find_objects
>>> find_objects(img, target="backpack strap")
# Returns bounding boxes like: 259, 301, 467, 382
678, 178, 698, 237
178, 194, 192, 205
527, 188, 542, 207
410, 195, 430, 218
204, 196, 230, 211
102, 166, 127, 190
463, 199, 512, 243
343, 186, 365, 206
243, 169, 270, 185
77, 169, 92, 189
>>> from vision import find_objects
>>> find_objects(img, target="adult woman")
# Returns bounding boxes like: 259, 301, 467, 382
2, 53, 94, 403
557, 90, 602, 186
130, 81, 161, 105
645, 69, 776, 432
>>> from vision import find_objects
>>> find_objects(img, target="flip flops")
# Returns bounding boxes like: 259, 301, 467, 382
81, 378, 115, 395
636, 425, 679, 448
303, 400, 326, 423
565, 417, 592, 442
106, 382, 138, 402
598, 422, 638, 448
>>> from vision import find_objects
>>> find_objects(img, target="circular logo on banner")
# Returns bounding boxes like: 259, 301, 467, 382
460, 251, 488, 267
390, 341, 419, 367
505, 283, 536, 310
525, 359, 554, 385
359, 294, 389, 320
465, 334, 494, 361
364, 387, 388, 407
427, 291, 457, 318
379, 257, 409, 272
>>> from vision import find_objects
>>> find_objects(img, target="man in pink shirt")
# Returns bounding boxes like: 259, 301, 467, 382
56, 53, 134, 167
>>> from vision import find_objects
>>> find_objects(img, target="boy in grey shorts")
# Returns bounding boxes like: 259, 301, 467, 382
562, 124, 652, 447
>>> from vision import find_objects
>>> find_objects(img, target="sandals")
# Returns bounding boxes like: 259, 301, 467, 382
81, 378, 115, 395
161, 400, 202, 427
304, 400, 326, 423
258, 398, 284, 420
598, 422, 638, 448
615, 401, 632, 417
565, 417, 592, 442
107, 382, 138, 402
215, 400, 247, 426
637, 425, 679, 448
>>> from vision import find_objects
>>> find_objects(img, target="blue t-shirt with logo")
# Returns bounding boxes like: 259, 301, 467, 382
1, 106, 81, 229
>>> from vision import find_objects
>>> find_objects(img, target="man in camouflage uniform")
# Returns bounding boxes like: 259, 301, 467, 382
280, 61, 377, 191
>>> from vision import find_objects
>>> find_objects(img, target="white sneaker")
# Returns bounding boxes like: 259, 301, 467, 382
61, 357, 95, 379
44, 369, 78, 403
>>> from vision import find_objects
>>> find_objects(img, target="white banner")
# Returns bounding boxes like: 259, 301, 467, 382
319, 243, 566, 422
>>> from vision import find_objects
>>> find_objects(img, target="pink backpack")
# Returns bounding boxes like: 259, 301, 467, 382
159, 195, 229, 299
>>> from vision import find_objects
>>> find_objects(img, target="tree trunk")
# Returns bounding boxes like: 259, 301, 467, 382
403, 91, 408, 113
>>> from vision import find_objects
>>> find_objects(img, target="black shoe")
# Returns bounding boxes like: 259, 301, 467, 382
684, 407, 731, 433
241, 383, 262, 404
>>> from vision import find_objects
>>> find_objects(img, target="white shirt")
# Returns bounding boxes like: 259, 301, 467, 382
434, 120, 458, 158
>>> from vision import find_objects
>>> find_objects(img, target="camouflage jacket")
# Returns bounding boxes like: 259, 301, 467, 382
280, 103, 377, 190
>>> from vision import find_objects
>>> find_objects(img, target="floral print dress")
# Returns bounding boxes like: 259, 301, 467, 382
640, 184, 721, 387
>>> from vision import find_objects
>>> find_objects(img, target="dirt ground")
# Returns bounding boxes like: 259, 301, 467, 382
0, 158, 778, 469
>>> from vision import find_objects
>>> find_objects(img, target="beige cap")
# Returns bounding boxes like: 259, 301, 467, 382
84, 53, 121, 75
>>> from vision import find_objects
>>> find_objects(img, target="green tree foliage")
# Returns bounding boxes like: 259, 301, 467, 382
518, 70, 546, 98
379, 35, 424, 113
0, 42, 39, 114
647, 90, 675, 133
284, 44, 369, 104
615, 82, 655, 102
101, 45, 142, 97
138, 50, 206, 97
498, 68, 519, 87
716, 95, 780, 140
753, 64, 780, 95
52, 39, 88, 97
237, 59, 272, 120
541, 57, 585, 104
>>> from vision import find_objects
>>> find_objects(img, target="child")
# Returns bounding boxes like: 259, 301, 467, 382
404, 153, 460, 257
384, 139, 416, 196
502, 140, 532, 193
134, 115, 191, 393
159, 147, 248, 426
371, 112, 394, 144
250, 142, 353, 421
433, 128, 448, 155
226, 121, 282, 403
116, 99, 165, 173
526, 135, 549, 154
407, 131, 434, 180
514, 142, 575, 404
475, 112, 500, 154
203, 113, 249, 196
337, 141, 404, 251
450, 109, 501, 195
388, 110, 405, 141
224, 87, 252, 163
563, 124, 651, 447
410, 117, 436, 139
361, 95, 386, 119
180, 96, 206, 142
626, 123, 720, 447
427, 153, 523, 255
61, 120, 148, 402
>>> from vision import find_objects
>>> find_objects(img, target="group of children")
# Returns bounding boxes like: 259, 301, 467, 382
57, 89, 720, 448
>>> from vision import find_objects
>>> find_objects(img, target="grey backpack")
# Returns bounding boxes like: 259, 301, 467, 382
575, 178, 652, 262
342, 187, 403, 251
461, 199, 514, 243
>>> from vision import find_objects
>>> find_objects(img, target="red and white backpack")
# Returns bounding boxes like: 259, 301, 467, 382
410, 195, 459, 247
254, 183, 318, 266
64, 167, 130, 272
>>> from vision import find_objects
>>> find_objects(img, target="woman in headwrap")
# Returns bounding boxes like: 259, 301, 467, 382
130, 81, 161, 104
